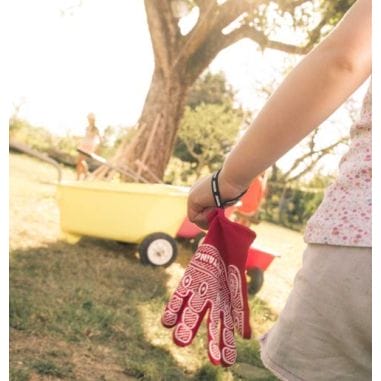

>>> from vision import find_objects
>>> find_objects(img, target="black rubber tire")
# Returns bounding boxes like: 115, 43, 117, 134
246, 267, 265, 295
138, 232, 178, 267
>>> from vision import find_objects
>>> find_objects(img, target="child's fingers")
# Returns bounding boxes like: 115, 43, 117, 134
188, 206, 214, 230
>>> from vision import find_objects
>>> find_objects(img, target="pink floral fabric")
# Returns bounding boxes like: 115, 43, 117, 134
304, 81, 372, 247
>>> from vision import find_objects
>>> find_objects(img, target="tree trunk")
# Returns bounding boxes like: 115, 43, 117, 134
93, 68, 190, 182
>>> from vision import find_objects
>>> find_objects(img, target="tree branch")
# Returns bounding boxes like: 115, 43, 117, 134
171, 1, 218, 70
220, 2, 335, 55
194, 0, 211, 13
287, 152, 326, 183
172, 0, 265, 71
180, 0, 332, 82
221, 24, 310, 54
144, 0, 181, 76
184, 20, 309, 85
284, 130, 319, 179
181, 137, 203, 161
286, 137, 349, 182
208, 0, 262, 38
277, 0, 310, 13
304, 13, 332, 50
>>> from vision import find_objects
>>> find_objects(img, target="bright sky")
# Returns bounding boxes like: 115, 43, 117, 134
7, 0, 282, 135
5, 0, 368, 174
8, 0, 154, 134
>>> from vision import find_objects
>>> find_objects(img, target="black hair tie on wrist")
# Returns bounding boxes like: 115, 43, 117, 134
211, 169, 247, 209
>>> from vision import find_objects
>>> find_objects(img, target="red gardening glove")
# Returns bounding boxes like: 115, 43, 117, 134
161, 208, 256, 366
208, 208, 256, 340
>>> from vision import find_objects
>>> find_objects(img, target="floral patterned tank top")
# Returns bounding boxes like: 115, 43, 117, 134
304, 80, 372, 247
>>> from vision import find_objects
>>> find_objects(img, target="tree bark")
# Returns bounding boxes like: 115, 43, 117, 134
122, 69, 189, 181
91, 65, 191, 181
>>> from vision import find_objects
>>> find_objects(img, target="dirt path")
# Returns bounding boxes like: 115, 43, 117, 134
251, 221, 306, 314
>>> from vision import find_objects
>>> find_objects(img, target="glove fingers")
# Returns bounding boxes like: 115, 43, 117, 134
207, 306, 222, 365
220, 310, 237, 367
162, 271, 198, 328
162, 292, 186, 328
228, 265, 251, 339
172, 288, 212, 346
174, 304, 207, 347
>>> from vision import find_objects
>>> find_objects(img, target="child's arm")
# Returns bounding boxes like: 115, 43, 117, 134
188, 0, 371, 228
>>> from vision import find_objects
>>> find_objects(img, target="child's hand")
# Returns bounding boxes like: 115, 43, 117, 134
187, 174, 216, 230
187, 171, 246, 229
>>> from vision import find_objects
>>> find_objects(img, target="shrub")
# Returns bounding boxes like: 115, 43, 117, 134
261, 182, 324, 231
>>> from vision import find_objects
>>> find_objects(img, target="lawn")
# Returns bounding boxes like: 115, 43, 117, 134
9, 152, 302, 381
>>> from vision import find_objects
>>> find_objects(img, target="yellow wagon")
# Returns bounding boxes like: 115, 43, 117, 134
57, 181, 189, 267
10, 141, 189, 267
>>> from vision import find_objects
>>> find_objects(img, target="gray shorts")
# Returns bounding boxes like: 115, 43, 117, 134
260, 243, 371, 381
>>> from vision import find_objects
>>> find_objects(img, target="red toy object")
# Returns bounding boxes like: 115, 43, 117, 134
176, 217, 201, 239
236, 176, 266, 215
246, 245, 278, 271
245, 245, 280, 295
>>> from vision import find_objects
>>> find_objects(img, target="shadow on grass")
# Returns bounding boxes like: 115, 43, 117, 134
10, 237, 278, 381
10, 237, 203, 380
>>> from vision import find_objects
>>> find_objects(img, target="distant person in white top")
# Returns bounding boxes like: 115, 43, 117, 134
76, 113, 102, 180
187, 0, 371, 379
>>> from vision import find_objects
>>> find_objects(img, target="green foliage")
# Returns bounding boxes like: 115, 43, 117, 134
305, 171, 336, 188
9, 115, 25, 135
170, 71, 245, 184
322, 0, 356, 26
9, 117, 54, 152
186, 71, 236, 109
54, 135, 80, 158
164, 157, 197, 186
261, 181, 325, 231
10, 116, 78, 161
9, 116, 132, 168
97, 125, 134, 158
193, 363, 225, 381
9, 367, 30, 381
173, 103, 243, 181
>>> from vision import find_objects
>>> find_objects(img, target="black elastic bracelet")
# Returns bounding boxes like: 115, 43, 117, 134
211, 170, 223, 208
211, 169, 247, 209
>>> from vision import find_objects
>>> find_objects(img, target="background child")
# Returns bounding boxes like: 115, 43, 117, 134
76, 112, 102, 180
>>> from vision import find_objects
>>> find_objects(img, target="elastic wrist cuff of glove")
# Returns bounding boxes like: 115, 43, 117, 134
211, 169, 247, 208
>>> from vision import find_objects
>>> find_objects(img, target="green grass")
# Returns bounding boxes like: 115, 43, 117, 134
31, 359, 74, 378
10, 368, 30, 381
10, 153, 279, 381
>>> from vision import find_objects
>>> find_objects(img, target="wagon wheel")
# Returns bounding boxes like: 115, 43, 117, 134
139, 233, 178, 267
246, 267, 264, 295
